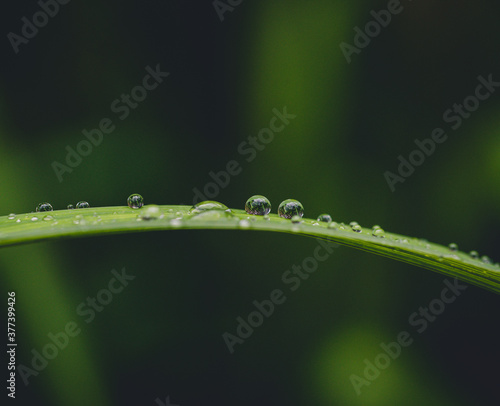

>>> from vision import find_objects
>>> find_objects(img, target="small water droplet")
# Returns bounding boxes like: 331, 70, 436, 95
36, 202, 53, 212
238, 219, 251, 228
189, 201, 229, 215
67, 204, 74, 210
448, 243, 458, 252
481, 255, 492, 264
351, 224, 362, 233
76, 201, 90, 209
170, 218, 182, 227
31, 216, 38, 221
278, 199, 304, 219
8, 213, 15, 220
291, 215, 302, 224
139, 205, 161, 220
372, 228, 385, 238
469, 250, 478, 259
328, 221, 339, 229
372, 225, 381, 230
15, 219, 21, 223
349, 221, 358, 227
317, 213, 332, 223
127, 193, 144, 209
245, 195, 271, 215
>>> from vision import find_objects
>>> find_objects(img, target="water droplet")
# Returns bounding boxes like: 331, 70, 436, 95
67, 204, 74, 210
8, 213, 15, 220
349, 221, 358, 227
469, 250, 479, 259
15, 219, 21, 223
372, 228, 385, 238
238, 219, 251, 228
351, 224, 362, 233
139, 205, 161, 220
481, 255, 492, 264
170, 218, 183, 227
278, 199, 304, 219
43, 215, 54, 221
317, 213, 332, 223
244, 195, 271, 215
448, 243, 458, 252
328, 221, 339, 229
36, 202, 53, 212
189, 201, 229, 215
127, 193, 144, 209
291, 215, 302, 224
31, 216, 38, 221
76, 201, 90, 209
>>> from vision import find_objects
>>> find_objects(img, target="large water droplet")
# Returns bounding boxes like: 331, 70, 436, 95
76, 201, 90, 209
278, 199, 304, 219
36, 202, 53, 212
317, 213, 332, 223
245, 195, 271, 215
127, 193, 144, 209
189, 201, 229, 215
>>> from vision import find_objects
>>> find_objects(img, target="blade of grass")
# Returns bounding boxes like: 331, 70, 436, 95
1, 205, 499, 294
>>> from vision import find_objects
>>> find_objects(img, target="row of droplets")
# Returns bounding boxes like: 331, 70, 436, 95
26, 194, 496, 266
35, 201, 90, 212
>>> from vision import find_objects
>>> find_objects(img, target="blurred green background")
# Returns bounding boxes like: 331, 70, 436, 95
1, 0, 500, 405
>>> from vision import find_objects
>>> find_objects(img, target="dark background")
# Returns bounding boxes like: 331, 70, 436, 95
1, 0, 500, 405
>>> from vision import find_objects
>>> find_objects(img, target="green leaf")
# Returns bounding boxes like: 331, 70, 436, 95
1, 205, 499, 294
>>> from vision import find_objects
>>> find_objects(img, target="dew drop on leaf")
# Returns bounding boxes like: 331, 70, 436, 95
278, 199, 304, 219
67, 204, 74, 210
139, 205, 161, 220
317, 213, 332, 223
245, 195, 271, 215
481, 255, 492, 264
372, 228, 385, 238
469, 250, 479, 259
36, 202, 53, 212
189, 201, 229, 215
351, 224, 362, 233
448, 243, 458, 252
238, 219, 251, 228
127, 193, 144, 209
76, 201, 90, 209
